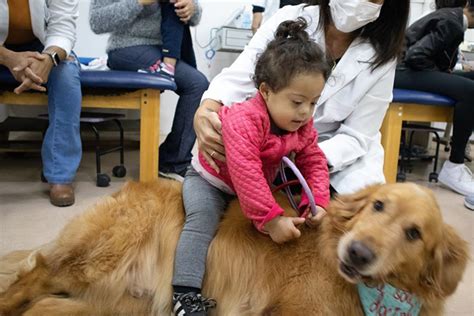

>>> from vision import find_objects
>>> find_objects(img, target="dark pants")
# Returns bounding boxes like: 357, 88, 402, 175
161, 2, 184, 60
395, 69, 474, 163
108, 45, 208, 174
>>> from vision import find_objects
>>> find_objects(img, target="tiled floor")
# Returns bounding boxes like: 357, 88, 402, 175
0, 146, 472, 315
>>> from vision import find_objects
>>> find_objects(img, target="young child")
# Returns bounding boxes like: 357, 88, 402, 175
172, 18, 331, 316
139, 0, 185, 80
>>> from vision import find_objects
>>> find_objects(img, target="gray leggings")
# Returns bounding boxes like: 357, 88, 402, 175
172, 166, 233, 288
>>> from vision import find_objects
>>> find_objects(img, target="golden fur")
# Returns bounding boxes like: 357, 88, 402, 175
0, 180, 469, 315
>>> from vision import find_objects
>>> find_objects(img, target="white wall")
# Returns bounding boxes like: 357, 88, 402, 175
74, 0, 254, 134
3, 0, 472, 129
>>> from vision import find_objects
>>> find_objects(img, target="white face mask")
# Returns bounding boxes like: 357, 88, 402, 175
329, 0, 383, 33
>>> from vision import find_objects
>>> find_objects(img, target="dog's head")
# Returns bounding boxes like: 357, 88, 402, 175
328, 183, 469, 300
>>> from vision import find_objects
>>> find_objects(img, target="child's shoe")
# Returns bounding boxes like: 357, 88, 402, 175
172, 292, 216, 316
137, 60, 161, 74
158, 62, 175, 81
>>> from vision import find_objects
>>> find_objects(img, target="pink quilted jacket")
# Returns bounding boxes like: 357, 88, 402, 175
197, 93, 330, 231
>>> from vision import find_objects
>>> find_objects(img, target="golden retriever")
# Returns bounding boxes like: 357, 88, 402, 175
0, 180, 469, 316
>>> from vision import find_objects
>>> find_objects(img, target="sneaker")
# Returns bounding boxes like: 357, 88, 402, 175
159, 169, 186, 182
159, 62, 175, 79
138, 59, 161, 74
438, 161, 474, 196
138, 61, 175, 81
465, 195, 474, 211
173, 292, 216, 316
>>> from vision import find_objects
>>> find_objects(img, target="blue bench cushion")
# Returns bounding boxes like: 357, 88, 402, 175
393, 88, 455, 107
0, 60, 176, 92
79, 70, 176, 91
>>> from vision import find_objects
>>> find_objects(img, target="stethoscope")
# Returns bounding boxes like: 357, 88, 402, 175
272, 156, 319, 217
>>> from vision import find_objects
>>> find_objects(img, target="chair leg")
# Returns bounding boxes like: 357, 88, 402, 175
406, 130, 416, 173
0, 131, 9, 142
429, 131, 441, 183
89, 123, 110, 187
397, 130, 407, 182
112, 119, 127, 178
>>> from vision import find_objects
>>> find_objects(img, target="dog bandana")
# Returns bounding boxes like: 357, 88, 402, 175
357, 283, 421, 316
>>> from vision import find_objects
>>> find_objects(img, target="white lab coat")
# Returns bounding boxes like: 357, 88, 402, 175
0, 0, 78, 55
253, 0, 279, 24
202, 4, 396, 194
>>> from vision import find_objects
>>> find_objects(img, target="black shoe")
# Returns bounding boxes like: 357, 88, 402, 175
172, 292, 216, 316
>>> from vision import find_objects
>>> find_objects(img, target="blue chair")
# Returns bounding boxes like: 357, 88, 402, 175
381, 89, 455, 183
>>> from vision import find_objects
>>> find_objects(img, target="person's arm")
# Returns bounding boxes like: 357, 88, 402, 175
44, 0, 79, 57
89, 0, 147, 34
294, 123, 330, 210
187, 0, 202, 26
12, 1, 79, 94
252, 3, 265, 34
405, 19, 462, 71
318, 59, 397, 174
0, 46, 12, 66
222, 108, 285, 231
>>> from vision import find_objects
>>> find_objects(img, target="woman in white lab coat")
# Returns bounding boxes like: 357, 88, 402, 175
195, 0, 410, 194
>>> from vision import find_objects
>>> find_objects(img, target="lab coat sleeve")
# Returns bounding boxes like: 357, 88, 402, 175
201, 6, 293, 105
318, 59, 396, 173
44, 0, 79, 56
252, 0, 267, 10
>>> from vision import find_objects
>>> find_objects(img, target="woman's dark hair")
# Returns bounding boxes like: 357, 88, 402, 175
307, 0, 410, 70
435, 0, 469, 9
253, 17, 331, 92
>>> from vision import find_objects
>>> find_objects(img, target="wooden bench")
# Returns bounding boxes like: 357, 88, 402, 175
381, 89, 455, 183
0, 61, 176, 182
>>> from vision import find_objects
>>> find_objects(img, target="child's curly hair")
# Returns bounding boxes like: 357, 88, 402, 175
253, 17, 331, 92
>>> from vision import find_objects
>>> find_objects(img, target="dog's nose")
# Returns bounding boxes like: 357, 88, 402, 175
348, 241, 375, 268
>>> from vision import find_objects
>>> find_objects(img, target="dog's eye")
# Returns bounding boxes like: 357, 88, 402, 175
405, 227, 422, 241
373, 200, 384, 212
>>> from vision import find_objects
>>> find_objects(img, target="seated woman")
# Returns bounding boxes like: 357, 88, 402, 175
0, 0, 82, 207
89, 0, 209, 181
395, 0, 474, 197
194, 0, 410, 195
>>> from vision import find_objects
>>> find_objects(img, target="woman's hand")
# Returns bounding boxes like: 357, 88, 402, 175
194, 99, 225, 172
264, 216, 305, 244
305, 206, 327, 228
174, 0, 195, 23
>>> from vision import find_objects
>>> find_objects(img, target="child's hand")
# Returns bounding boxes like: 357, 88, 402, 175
305, 206, 327, 228
264, 216, 305, 244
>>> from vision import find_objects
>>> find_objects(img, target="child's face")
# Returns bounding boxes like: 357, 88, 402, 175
260, 73, 325, 132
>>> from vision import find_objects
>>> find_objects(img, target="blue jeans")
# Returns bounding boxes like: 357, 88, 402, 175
5, 40, 82, 183
108, 45, 209, 174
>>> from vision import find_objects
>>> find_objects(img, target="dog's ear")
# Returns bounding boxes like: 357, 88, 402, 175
328, 184, 382, 227
421, 224, 469, 298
